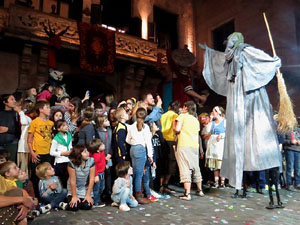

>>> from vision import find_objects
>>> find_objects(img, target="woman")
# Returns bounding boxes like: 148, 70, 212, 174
205, 106, 226, 188
174, 101, 204, 200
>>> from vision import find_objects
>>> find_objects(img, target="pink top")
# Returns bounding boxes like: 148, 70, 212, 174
37, 90, 52, 101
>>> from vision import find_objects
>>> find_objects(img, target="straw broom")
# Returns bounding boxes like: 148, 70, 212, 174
263, 12, 298, 133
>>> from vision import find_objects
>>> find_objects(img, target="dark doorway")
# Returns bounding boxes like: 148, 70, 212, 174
212, 20, 235, 52
69, 0, 83, 21
0, 0, 4, 6
154, 6, 178, 50
101, 0, 131, 29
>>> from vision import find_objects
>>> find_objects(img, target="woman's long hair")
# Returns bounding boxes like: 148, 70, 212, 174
69, 145, 86, 167
136, 108, 147, 131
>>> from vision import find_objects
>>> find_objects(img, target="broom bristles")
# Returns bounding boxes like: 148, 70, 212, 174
276, 72, 298, 133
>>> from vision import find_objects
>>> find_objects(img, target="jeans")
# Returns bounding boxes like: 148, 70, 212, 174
130, 145, 147, 192
116, 188, 138, 207
41, 189, 67, 208
93, 172, 105, 205
285, 150, 300, 186
143, 166, 151, 197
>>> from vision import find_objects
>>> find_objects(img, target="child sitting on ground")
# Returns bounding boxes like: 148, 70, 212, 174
0, 161, 40, 216
36, 162, 67, 213
67, 145, 95, 211
111, 161, 138, 211
88, 138, 106, 207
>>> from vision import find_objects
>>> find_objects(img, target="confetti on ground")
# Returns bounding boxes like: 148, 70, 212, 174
105, 212, 111, 215
250, 220, 254, 223
108, 217, 113, 219
234, 215, 238, 218
145, 214, 151, 217
49, 221, 55, 224
245, 208, 254, 210
241, 205, 246, 207
259, 218, 264, 221
170, 207, 174, 209
220, 219, 228, 224
214, 209, 221, 212
228, 205, 234, 210
141, 220, 146, 223
139, 207, 145, 210
213, 221, 219, 223
165, 204, 169, 207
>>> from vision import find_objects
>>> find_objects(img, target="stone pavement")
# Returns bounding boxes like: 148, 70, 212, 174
30, 185, 300, 225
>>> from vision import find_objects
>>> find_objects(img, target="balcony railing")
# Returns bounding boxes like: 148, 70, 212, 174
0, 4, 167, 64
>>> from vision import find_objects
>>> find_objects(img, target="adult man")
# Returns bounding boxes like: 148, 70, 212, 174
200, 32, 282, 190
142, 93, 163, 125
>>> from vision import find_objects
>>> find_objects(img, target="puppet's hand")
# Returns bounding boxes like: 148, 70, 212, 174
198, 43, 207, 50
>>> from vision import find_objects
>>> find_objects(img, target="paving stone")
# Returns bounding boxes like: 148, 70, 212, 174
29, 187, 300, 225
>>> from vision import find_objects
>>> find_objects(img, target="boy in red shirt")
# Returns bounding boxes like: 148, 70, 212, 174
88, 139, 106, 207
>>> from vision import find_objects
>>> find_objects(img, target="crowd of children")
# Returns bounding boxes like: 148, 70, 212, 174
0, 83, 299, 224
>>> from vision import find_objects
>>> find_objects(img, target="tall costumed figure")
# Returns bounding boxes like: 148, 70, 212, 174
199, 18, 296, 208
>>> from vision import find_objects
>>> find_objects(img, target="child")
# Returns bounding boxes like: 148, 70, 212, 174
95, 115, 113, 197
113, 107, 129, 163
0, 161, 40, 215
283, 126, 300, 191
0, 161, 23, 188
88, 139, 106, 207
50, 109, 64, 122
111, 161, 138, 211
126, 108, 153, 204
36, 162, 67, 213
37, 83, 53, 102
27, 100, 54, 197
67, 145, 95, 211
25, 87, 37, 103
50, 119, 72, 188
50, 86, 64, 106
77, 107, 96, 145
17, 100, 35, 176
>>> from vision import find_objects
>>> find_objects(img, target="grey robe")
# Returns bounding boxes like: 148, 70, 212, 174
202, 45, 282, 189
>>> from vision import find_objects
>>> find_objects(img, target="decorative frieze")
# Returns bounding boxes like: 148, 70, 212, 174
0, 4, 167, 64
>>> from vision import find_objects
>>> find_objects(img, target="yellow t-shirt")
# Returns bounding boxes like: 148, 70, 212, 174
28, 117, 54, 155
176, 113, 200, 149
160, 110, 178, 141
0, 175, 14, 194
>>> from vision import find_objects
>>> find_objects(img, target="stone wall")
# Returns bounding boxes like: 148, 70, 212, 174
194, 0, 300, 116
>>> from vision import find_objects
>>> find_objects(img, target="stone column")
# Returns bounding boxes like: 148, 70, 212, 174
18, 44, 32, 90
35, 46, 49, 87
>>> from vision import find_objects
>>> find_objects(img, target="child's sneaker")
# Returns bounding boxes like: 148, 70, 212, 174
161, 193, 171, 199
93, 202, 106, 208
147, 195, 159, 202
59, 202, 68, 210
119, 204, 130, 212
40, 204, 51, 214
111, 202, 119, 207
150, 189, 162, 199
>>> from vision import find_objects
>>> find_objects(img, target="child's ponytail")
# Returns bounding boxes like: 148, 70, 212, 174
136, 108, 147, 131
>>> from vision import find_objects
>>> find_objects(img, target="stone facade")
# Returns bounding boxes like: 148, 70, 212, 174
194, 0, 300, 116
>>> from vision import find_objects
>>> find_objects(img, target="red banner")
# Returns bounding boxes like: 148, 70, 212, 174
78, 22, 115, 73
